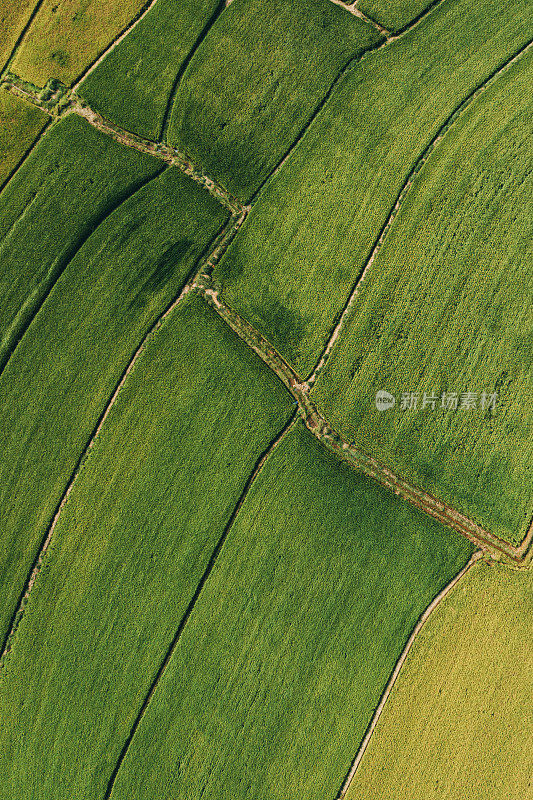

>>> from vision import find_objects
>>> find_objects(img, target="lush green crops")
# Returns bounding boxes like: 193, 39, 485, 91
79, 0, 221, 140
106, 423, 473, 800
0, 296, 293, 800
214, 0, 532, 375
0, 169, 227, 647
11, 0, 146, 87
359, 0, 436, 33
347, 561, 533, 800
166, 0, 382, 199
0, 114, 162, 372
0, 88, 48, 183
313, 52, 533, 544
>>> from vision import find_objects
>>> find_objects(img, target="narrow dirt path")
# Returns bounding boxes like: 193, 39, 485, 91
200, 285, 533, 566
307, 36, 533, 388
336, 550, 484, 799
0, 207, 246, 671
328, 0, 391, 37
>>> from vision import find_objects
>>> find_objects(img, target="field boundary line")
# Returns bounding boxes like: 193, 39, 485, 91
199, 285, 533, 564
0, 165, 167, 381
70, 0, 161, 93
103, 409, 298, 799
308, 36, 533, 387
329, 0, 391, 36
336, 550, 483, 798
0, 75, 244, 215
0, 0, 47, 76
0, 208, 245, 673
250, 0, 458, 202
159, 0, 226, 141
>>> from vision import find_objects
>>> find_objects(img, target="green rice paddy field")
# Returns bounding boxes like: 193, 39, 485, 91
78, 0, 222, 139
0, 0, 530, 796
0, 297, 294, 800
214, 0, 532, 374
0, 159, 227, 646
0, 417, 472, 799
313, 50, 533, 544
0, 114, 163, 373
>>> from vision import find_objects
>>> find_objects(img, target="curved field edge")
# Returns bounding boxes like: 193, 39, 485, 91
345, 560, 533, 800
312, 47, 533, 546
0, 165, 228, 650
0, 296, 294, 800
212, 0, 533, 376
107, 422, 474, 800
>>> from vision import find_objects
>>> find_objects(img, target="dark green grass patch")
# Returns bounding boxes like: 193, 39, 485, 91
0, 87, 48, 184
0, 296, 293, 800
0, 169, 227, 648
78, 0, 222, 140
214, 0, 532, 375
108, 422, 473, 800
166, 0, 383, 200
313, 52, 533, 544
359, 0, 438, 33
0, 113, 162, 372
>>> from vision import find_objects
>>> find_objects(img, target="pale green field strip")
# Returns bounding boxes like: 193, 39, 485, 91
359, 0, 440, 33
0, 0, 40, 72
78, 0, 222, 140
313, 50, 533, 545
10, 0, 148, 88
0, 86, 48, 185
107, 423, 474, 800
0, 114, 163, 373
166, 0, 383, 200
346, 560, 533, 800
0, 296, 293, 800
213, 0, 533, 376
0, 169, 227, 650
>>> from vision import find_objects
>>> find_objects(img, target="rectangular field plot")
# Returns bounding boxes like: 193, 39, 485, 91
313, 52, 533, 545
107, 423, 474, 800
0, 87, 48, 184
166, 0, 383, 199
10, 0, 147, 87
346, 561, 533, 800
0, 113, 162, 373
213, 0, 532, 376
0, 168, 227, 648
78, 0, 222, 140
0, 297, 293, 800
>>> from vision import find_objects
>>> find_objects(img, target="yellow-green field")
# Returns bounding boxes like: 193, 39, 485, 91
346, 560, 533, 800
11, 0, 146, 86
0, 87, 48, 184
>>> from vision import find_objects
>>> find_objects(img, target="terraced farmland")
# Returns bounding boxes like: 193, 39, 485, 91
0, 163, 227, 646
313, 49, 533, 545
100, 424, 473, 800
0, 0, 530, 797
78, 0, 222, 140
